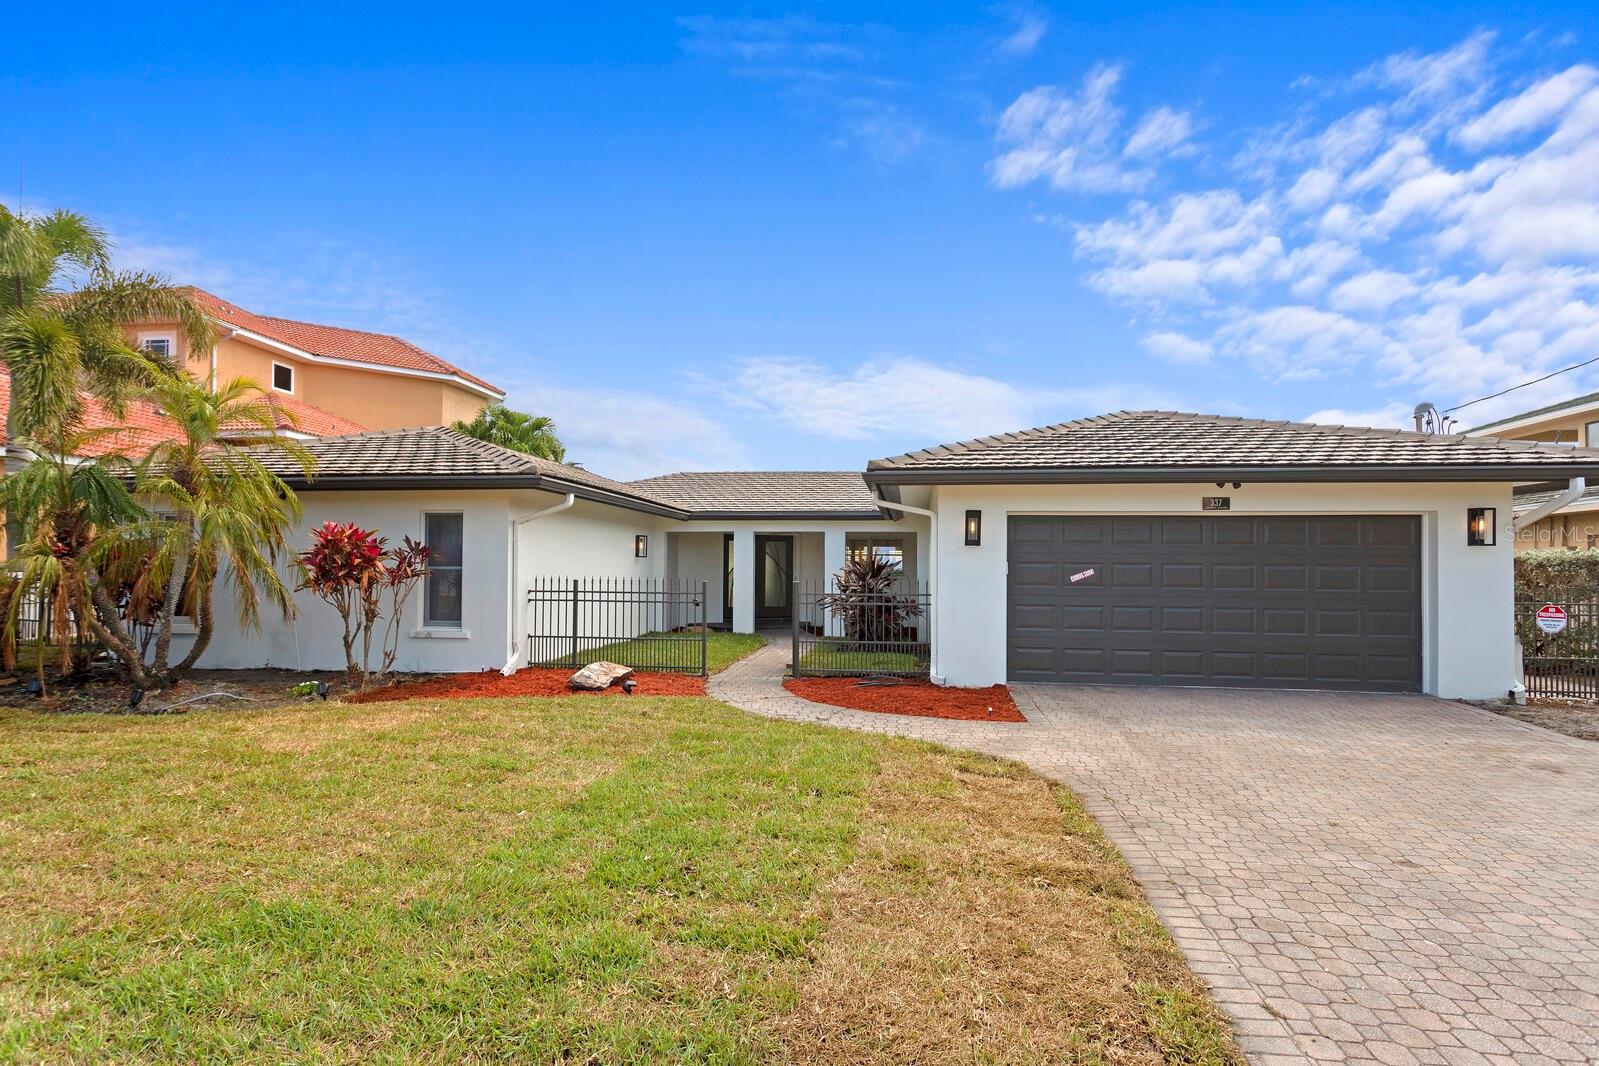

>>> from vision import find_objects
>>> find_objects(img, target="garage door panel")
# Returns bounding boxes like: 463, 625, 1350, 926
1008, 515, 1422, 692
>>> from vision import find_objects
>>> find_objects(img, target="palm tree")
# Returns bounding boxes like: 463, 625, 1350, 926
0, 428, 143, 686
452, 404, 567, 462
89, 376, 314, 689
0, 205, 217, 448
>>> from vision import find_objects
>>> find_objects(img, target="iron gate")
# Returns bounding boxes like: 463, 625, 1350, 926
1518, 589, 1599, 699
791, 578, 930, 678
526, 577, 709, 675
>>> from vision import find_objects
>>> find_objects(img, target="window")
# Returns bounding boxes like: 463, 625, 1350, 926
424, 513, 463, 627
847, 536, 905, 572
1584, 421, 1599, 448
138, 333, 175, 362
272, 362, 295, 393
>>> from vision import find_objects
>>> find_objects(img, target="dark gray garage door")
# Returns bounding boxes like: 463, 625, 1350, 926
1007, 516, 1422, 691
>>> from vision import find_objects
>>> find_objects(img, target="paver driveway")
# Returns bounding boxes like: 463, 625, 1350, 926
713, 642, 1599, 1064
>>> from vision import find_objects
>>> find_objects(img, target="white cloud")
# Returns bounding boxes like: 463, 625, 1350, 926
706, 354, 1171, 443
1005, 32, 1599, 412
1124, 106, 1195, 159
505, 382, 749, 480
996, 9, 1049, 57
989, 64, 1186, 192
1302, 402, 1413, 429
1141, 330, 1212, 365
1456, 64, 1599, 147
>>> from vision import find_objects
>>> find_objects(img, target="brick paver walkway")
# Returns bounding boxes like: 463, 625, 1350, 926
711, 639, 1599, 1064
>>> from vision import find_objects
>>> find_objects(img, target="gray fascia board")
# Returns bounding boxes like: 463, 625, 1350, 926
283, 473, 689, 518
680, 509, 888, 521
862, 464, 1599, 485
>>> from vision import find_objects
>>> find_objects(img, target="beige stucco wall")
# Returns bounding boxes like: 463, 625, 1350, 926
917, 480, 1516, 699
1515, 509, 1599, 551
129, 324, 493, 431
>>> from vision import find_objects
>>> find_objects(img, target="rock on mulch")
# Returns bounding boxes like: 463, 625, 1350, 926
783, 677, 1025, 722
347, 668, 706, 704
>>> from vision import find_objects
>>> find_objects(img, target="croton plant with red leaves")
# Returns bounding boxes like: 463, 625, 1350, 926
297, 522, 429, 690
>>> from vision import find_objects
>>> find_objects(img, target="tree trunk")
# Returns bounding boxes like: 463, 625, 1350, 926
86, 570, 153, 689
173, 591, 213, 677
151, 514, 193, 676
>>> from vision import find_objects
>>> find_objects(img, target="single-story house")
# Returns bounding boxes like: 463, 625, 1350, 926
184, 411, 1599, 700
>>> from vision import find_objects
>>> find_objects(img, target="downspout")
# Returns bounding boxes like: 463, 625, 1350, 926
1506, 477, 1586, 703
502, 493, 576, 675
871, 490, 942, 684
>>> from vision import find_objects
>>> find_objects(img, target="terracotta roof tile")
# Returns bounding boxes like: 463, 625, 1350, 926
191, 290, 503, 396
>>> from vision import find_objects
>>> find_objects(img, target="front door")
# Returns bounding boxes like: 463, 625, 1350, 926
754, 535, 794, 627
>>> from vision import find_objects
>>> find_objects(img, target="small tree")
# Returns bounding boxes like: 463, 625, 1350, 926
297, 522, 429, 690
816, 553, 923, 644
451, 404, 566, 461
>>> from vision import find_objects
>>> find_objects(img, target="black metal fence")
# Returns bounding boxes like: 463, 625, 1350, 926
791, 578, 930, 678
1517, 589, 1599, 699
526, 577, 709, 675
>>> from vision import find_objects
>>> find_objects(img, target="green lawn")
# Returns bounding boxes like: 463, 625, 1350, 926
0, 696, 1240, 1064
537, 630, 765, 675
796, 637, 928, 676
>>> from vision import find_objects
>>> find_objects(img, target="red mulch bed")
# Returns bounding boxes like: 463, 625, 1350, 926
783, 677, 1024, 722
347, 668, 706, 704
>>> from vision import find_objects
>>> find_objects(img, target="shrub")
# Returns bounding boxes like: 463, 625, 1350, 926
297, 522, 429, 690
1515, 549, 1599, 598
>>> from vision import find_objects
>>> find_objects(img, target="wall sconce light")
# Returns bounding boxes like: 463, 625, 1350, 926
634, 534, 649, 558
964, 509, 982, 547
1466, 507, 1495, 547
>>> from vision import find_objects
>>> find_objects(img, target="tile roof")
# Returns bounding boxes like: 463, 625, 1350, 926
1512, 483, 1599, 514
866, 410, 1599, 482
191, 290, 504, 397
1467, 390, 1599, 433
626, 470, 886, 517
250, 393, 368, 437
248, 426, 683, 515
0, 369, 186, 457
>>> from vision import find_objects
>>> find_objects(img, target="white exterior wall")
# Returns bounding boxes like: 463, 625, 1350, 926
924, 481, 1515, 699
179, 489, 519, 674
513, 494, 675, 662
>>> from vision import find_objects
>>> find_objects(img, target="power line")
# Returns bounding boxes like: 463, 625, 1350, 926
1444, 354, 1599, 414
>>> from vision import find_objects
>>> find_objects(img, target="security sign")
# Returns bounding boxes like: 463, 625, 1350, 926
1536, 603, 1569, 635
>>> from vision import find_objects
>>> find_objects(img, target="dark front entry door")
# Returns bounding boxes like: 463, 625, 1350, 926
1007, 515, 1422, 691
754, 535, 794, 627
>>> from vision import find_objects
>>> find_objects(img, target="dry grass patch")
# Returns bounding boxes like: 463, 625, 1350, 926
0, 697, 1237, 1063
768, 744, 1240, 1064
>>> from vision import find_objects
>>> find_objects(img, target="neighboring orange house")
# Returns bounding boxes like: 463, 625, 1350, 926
126, 289, 504, 435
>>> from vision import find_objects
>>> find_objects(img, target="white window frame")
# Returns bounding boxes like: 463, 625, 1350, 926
421, 511, 465, 630
136, 331, 177, 362
271, 362, 296, 395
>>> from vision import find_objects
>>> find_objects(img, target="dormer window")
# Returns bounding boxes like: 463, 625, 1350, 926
272, 363, 295, 394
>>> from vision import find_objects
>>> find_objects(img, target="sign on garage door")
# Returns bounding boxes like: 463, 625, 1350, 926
1006, 515, 1422, 692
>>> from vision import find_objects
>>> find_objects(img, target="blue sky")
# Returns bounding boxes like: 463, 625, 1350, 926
8, 3, 1599, 477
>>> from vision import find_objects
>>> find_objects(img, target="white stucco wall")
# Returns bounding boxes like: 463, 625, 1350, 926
664, 517, 929, 632
921, 481, 1515, 699
179, 489, 518, 674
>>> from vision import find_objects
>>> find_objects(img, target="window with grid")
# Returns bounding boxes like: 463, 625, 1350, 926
424, 513, 464, 627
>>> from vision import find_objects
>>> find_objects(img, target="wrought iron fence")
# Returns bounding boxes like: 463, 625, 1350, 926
1517, 589, 1599, 699
792, 578, 930, 678
526, 577, 709, 675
